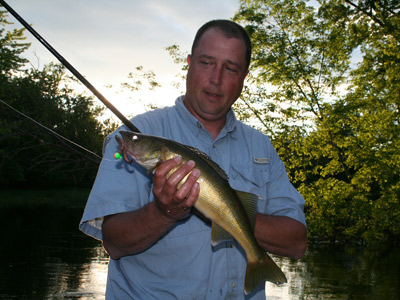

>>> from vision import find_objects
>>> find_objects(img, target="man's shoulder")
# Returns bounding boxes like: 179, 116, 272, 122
130, 105, 178, 134
236, 120, 270, 142
135, 105, 176, 120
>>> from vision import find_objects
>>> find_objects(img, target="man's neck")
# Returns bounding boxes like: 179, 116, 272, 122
182, 97, 227, 140
202, 120, 225, 140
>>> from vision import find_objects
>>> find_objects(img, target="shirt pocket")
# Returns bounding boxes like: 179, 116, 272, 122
229, 162, 271, 213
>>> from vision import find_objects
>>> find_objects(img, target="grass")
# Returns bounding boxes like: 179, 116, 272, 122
0, 187, 91, 209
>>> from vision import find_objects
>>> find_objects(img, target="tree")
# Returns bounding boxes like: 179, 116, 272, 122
233, 0, 400, 244
318, 0, 400, 242
0, 9, 29, 78
0, 8, 116, 187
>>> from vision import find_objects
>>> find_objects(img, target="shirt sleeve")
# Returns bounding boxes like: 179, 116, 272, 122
262, 137, 306, 226
79, 105, 178, 240
79, 128, 153, 240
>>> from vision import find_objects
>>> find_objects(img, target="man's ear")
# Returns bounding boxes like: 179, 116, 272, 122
187, 54, 192, 65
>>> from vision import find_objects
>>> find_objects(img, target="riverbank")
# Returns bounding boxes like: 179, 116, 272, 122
0, 187, 91, 209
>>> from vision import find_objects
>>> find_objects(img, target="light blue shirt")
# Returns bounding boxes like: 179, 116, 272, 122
80, 96, 306, 300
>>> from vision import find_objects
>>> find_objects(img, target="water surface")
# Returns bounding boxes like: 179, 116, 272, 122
0, 206, 399, 299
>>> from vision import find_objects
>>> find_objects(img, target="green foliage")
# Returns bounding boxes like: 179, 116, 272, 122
121, 65, 161, 92
0, 10, 30, 76
0, 9, 116, 187
234, 0, 400, 244
164, 44, 189, 93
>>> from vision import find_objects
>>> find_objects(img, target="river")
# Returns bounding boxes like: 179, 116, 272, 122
0, 206, 399, 299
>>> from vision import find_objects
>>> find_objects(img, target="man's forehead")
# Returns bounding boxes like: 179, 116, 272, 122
193, 28, 246, 62
197, 27, 241, 45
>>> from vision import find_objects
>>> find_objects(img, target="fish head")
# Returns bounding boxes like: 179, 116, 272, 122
116, 131, 170, 172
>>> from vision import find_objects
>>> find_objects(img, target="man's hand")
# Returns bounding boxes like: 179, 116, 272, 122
153, 156, 201, 221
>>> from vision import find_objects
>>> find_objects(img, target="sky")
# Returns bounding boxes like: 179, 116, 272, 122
3, 0, 240, 120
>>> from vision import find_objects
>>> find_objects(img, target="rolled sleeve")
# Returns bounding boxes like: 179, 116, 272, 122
79, 129, 152, 240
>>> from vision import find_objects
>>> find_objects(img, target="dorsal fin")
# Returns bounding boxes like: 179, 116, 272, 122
183, 144, 229, 181
234, 190, 259, 230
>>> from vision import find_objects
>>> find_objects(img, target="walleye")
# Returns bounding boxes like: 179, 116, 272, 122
115, 131, 287, 295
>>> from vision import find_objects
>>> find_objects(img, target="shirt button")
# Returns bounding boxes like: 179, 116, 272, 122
213, 144, 216, 148
232, 282, 237, 288
197, 123, 202, 128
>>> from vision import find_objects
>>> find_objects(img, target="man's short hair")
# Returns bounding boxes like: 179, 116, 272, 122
191, 19, 252, 70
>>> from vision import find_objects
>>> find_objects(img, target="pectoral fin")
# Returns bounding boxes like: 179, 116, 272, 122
139, 158, 161, 174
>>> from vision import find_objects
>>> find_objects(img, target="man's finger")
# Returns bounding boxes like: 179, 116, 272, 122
152, 156, 182, 195
175, 168, 201, 200
165, 160, 195, 189
184, 182, 200, 208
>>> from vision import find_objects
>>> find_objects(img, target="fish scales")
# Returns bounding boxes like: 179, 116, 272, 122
116, 131, 287, 295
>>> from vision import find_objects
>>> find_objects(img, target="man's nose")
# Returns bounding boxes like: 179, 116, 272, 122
210, 66, 223, 85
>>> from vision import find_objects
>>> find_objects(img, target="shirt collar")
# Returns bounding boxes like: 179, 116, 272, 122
175, 96, 238, 139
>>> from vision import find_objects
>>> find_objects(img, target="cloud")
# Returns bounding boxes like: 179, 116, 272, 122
5, 0, 239, 116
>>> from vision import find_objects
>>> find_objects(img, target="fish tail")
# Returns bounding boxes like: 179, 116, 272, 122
244, 253, 287, 295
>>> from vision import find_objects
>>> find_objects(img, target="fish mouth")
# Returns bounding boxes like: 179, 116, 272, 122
116, 131, 140, 163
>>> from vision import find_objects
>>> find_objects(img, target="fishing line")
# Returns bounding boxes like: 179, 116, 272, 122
0, 98, 105, 161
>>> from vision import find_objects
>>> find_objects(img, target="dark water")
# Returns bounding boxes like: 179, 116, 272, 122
1, 206, 399, 300
0, 206, 108, 299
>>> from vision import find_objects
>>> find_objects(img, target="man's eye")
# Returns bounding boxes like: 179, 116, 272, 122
226, 66, 238, 73
200, 60, 210, 65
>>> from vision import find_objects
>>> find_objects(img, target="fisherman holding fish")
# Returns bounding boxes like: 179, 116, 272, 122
80, 19, 307, 299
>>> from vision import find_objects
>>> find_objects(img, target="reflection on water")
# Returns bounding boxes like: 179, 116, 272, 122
44, 246, 108, 300
0, 206, 399, 299
267, 243, 400, 300
73, 249, 108, 300
0, 206, 108, 299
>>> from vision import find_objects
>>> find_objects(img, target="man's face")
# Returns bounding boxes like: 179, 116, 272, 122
184, 28, 248, 123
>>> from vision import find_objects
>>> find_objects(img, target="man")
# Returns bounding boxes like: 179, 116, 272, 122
80, 19, 307, 299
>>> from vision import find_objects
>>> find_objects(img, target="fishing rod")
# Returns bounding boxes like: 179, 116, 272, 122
0, 0, 140, 133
